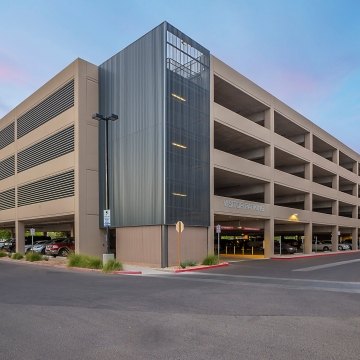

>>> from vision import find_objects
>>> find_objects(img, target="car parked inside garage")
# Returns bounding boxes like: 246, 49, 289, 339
45, 238, 75, 257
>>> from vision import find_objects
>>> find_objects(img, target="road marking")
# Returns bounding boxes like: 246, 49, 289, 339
146, 272, 360, 294
293, 258, 360, 272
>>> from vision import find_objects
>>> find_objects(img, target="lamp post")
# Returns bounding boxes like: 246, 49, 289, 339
92, 113, 118, 257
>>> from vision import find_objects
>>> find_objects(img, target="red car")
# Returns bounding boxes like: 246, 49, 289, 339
45, 238, 75, 257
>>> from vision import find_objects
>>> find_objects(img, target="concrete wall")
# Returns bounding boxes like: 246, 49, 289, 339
116, 226, 162, 267
0, 59, 103, 256
167, 226, 208, 266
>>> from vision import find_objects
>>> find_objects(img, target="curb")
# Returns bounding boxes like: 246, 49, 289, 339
271, 250, 360, 260
174, 262, 229, 273
112, 270, 142, 275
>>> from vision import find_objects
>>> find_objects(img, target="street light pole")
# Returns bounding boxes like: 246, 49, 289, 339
92, 113, 118, 255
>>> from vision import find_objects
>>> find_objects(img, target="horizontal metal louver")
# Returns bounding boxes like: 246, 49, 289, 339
17, 170, 74, 207
0, 122, 15, 150
17, 80, 74, 139
17, 126, 74, 173
0, 188, 15, 210
0, 155, 15, 180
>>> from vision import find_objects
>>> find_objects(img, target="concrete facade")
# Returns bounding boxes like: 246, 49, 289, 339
212, 57, 359, 256
0, 59, 104, 257
1, 23, 359, 267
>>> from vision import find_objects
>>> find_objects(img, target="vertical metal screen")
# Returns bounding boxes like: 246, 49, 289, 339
165, 24, 210, 226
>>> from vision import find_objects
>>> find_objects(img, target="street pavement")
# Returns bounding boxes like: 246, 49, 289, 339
1, 253, 360, 360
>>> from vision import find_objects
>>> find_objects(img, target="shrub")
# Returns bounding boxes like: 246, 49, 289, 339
25, 251, 43, 262
180, 259, 197, 269
11, 252, 24, 260
202, 254, 219, 266
102, 259, 123, 273
68, 253, 102, 269
0, 251, 7, 257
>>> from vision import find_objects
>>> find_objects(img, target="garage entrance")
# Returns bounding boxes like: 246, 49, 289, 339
214, 215, 264, 258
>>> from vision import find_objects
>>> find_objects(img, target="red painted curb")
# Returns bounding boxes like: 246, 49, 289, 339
174, 262, 229, 273
112, 271, 142, 275
271, 250, 360, 260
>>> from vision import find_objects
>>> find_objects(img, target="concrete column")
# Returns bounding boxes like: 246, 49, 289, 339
15, 220, 25, 254
353, 184, 358, 197
352, 205, 357, 219
304, 163, 312, 181
264, 108, 274, 131
305, 132, 312, 151
332, 200, 338, 216
352, 162, 357, 174
332, 225, 339, 252
304, 223, 312, 254
352, 228, 358, 250
264, 182, 274, 205
332, 175, 338, 190
332, 149, 339, 164
264, 218, 274, 258
304, 193, 312, 211
70, 225, 75, 238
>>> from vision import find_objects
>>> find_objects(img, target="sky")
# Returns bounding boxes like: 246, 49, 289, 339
1, 0, 359, 152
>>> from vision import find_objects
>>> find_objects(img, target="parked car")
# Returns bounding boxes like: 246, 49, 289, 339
29, 240, 53, 254
274, 241, 296, 254
337, 243, 351, 251
45, 238, 75, 257
3, 239, 16, 252
312, 240, 332, 252
0, 239, 9, 250
26, 240, 53, 254
313, 240, 350, 252
340, 240, 353, 250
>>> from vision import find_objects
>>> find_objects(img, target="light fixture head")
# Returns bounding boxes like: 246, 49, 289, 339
92, 113, 104, 121
108, 114, 119, 121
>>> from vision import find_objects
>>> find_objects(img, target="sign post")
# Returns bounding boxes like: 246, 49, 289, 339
103, 210, 113, 264
30, 228, 35, 250
176, 221, 184, 267
216, 224, 221, 260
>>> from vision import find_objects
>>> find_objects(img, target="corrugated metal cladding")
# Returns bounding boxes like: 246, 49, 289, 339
17, 126, 74, 173
0, 122, 15, 150
0, 188, 15, 210
17, 170, 74, 207
165, 24, 210, 226
17, 80, 74, 139
0, 155, 15, 181
99, 23, 165, 227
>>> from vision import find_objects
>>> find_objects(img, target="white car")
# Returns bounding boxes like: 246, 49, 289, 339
313, 240, 350, 252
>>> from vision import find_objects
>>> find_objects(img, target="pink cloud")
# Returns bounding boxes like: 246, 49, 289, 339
0, 62, 30, 84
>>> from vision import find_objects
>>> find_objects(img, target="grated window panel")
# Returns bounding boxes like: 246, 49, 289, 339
17, 170, 74, 207
0, 188, 15, 210
17, 126, 74, 173
0, 122, 15, 150
17, 80, 74, 139
0, 155, 15, 180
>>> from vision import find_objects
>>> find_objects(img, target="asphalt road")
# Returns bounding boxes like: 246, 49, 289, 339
1, 253, 360, 360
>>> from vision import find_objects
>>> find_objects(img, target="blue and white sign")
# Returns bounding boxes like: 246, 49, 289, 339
103, 209, 111, 227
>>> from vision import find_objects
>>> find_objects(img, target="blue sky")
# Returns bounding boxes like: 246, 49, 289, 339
1, 0, 359, 152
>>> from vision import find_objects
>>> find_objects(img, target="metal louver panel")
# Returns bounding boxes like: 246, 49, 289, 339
17, 170, 74, 207
17, 126, 74, 173
0, 123, 15, 150
17, 80, 74, 139
0, 155, 15, 180
0, 188, 15, 210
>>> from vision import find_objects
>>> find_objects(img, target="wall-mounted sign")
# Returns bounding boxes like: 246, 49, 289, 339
176, 221, 184, 233
224, 199, 265, 212
104, 209, 111, 227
